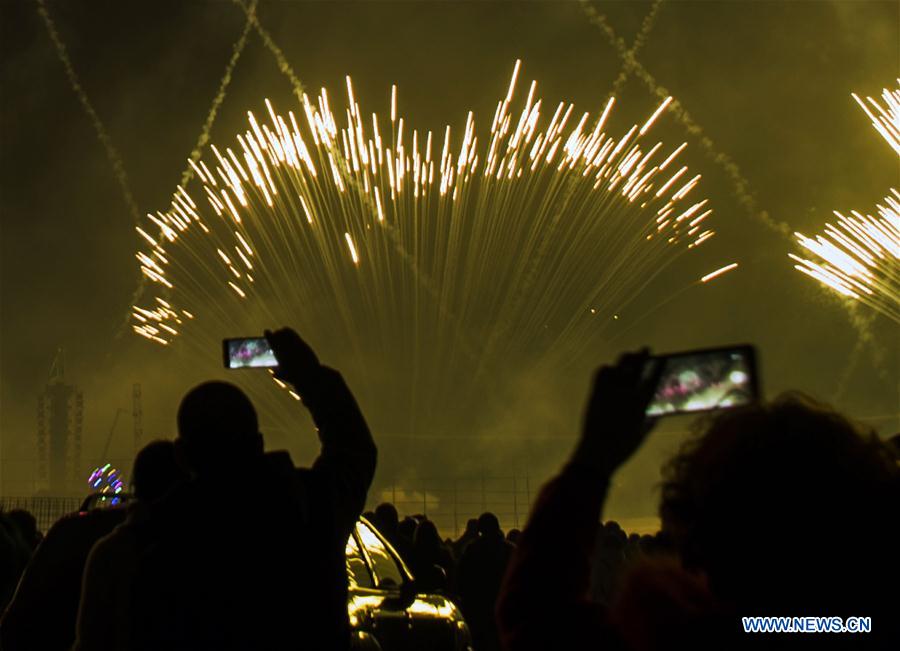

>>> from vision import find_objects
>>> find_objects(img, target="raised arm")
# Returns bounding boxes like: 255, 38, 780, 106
496, 350, 660, 651
0, 522, 61, 650
265, 328, 377, 534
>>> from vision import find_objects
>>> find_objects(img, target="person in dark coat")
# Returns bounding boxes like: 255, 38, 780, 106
74, 328, 377, 651
1, 440, 185, 651
409, 519, 454, 592
497, 351, 900, 650
0, 513, 31, 615
456, 512, 514, 651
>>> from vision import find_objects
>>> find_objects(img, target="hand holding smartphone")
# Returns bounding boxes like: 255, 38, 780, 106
643, 345, 759, 417
223, 337, 279, 369
572, 345, 759, 476
223, 330, 322, 397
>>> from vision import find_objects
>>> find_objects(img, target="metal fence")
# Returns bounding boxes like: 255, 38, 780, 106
1, 475, 536, 538
0, 496, 83, 533
373, 476, 534, 538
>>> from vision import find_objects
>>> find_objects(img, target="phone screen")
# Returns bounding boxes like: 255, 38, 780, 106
223, 337, 278, 369
645, 345, 758, 417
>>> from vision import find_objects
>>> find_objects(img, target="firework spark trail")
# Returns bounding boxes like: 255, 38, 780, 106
178, 0, 259, 189
790, 191, 900, 324
853, 82, 900, 156
603, 261, 740, 348
130, 64, 722, 434
476, 89, 675, 376
792, 84, 900, 326
581, 0, 891, 392
700, 262, 739, 283
578, 0, 791, 238
35, 0, 141, 226
484, 1, 667, 380
798, 84, 900, 396
491, 93, 698, 349
232, 1, 483, 371
116, 0, 260, 342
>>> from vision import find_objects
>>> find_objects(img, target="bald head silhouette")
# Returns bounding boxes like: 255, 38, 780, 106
176, 381, 263, 475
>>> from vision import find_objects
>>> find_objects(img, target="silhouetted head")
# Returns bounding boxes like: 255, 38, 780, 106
888, 432, 900, 460
176, 382, 262, 476
464, 518, 478, 535
373, 502, 399, 535
477, 512, 502, 538
413, 519, 442, 554
600, 530, 624, 551
6, 510, 40, 549
505, 528, 521, 545
131, 440, 189, 502
398, 516, 418, 542
660, 392, 899, 615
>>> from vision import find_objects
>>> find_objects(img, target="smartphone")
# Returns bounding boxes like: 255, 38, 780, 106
223, 337, 278, 369
644, 345, 758, 417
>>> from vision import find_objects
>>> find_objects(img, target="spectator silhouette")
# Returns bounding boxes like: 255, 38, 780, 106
505, 528, 521, 545
0, 512, 31, 614
589, 522, 627, 607
887, 432, 900, 461
398, 515, 418, 551
4, 440, 184, 651
658, 392, 899, 633
75, 328, 376, 651
409, 518, 454, 592
457, 512, 514, 651
498, 350, 900, 650
69, 440, 187, 651
3, 500, 121, 649
372, 502, 399, 535
452, 517, 479, 560
372, 502, 413, 562
5, 511, 41, 551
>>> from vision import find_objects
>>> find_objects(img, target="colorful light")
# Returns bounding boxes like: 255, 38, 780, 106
87, 463, 126, 494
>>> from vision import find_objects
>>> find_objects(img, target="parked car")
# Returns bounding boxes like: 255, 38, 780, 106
348, 518, 472, 651
77, 495, 471, 650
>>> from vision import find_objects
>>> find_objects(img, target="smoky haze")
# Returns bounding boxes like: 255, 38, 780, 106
1, 1, 897, 533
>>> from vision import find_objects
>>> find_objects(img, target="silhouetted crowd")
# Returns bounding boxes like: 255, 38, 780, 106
1, 332, 898, 650
364, 504, 516, 651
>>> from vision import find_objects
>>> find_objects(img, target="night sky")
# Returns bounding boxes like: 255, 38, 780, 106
1, 0, 897, 530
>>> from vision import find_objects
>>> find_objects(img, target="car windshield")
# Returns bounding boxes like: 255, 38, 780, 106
356, 521, 405, 588
346, 533, 375, 589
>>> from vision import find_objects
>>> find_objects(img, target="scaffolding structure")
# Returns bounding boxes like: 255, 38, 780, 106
35, 349, 83, 495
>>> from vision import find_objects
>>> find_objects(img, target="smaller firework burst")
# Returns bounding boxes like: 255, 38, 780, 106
792, 82, 900, 323
791, 190, 899, 323
87, 463, 126, 494
853, 81, 900, 156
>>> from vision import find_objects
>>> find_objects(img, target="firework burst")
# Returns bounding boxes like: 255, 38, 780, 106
791, 83, 900, 324
853, 81, 900, 156
87, 463, 125, 494
791, 191, 900, 323
129, 62, 719, 434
